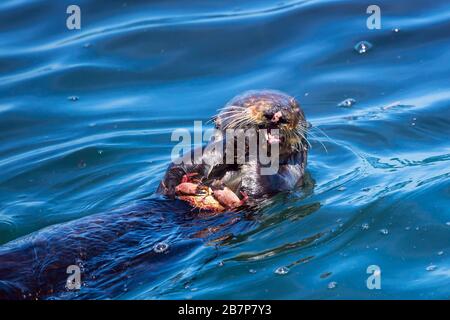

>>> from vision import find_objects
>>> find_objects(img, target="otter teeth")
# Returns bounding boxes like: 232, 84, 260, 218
266, 131, 281, 144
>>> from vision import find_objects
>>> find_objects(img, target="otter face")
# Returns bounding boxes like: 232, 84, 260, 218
214, 90, 307, 151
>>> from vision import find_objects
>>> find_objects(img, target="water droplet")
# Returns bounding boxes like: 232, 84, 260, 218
328, 281, 338, 289
153, 242, 169, 253
68, 96, 79, 102
354, 41, 373, 54
361, 223, 370, 230
393, 28, 400, 33
337, 98, 356, 108
249, 269, 257, 274
274, 266, 290, 275
379, 228, 389, 235
426, 265, 437, 272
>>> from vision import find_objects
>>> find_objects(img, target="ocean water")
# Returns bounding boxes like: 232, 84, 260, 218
0, 0, 449, 299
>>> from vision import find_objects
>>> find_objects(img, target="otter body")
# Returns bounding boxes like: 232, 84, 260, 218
0, 90, 308, 299
158, 90, 308, 205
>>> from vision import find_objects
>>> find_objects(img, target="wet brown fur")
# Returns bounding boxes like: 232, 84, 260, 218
158, 90, 309, 205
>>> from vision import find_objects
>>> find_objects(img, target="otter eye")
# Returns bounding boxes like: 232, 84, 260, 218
279, 117, 289, 124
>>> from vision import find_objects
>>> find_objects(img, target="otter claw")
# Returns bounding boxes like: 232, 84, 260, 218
239, 191, 248, 206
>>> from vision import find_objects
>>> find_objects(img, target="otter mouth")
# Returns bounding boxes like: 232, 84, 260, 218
258, 122, 286, 145
264, 128, 282, 145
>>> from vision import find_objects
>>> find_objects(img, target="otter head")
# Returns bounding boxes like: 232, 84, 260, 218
214, 90, 308, 154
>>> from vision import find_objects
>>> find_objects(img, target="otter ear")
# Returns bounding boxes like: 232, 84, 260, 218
290, 97, 301, 111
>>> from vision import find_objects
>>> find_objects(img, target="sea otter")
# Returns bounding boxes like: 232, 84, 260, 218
0, 90, 308, 300
157, 90, 308, 211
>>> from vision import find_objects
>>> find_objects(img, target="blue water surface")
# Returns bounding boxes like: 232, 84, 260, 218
0, 0, 449, 299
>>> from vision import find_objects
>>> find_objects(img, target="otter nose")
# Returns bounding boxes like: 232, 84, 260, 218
271, 111, 283, 123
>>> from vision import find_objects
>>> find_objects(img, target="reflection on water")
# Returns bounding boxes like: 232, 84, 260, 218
0, 0, 449, 299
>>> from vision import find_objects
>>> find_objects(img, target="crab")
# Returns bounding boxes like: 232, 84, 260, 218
175, 173, 248, 212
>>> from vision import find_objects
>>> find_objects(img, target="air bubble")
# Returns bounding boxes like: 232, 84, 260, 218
337, 98, 356, 108
153, 242, 169, 253
379, 228, 389, 235
426, 265, 437, 272
328, 281, 338, 289
68, 96, 79, 102
354, 41, 373, 54
274, 266, 290, 275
